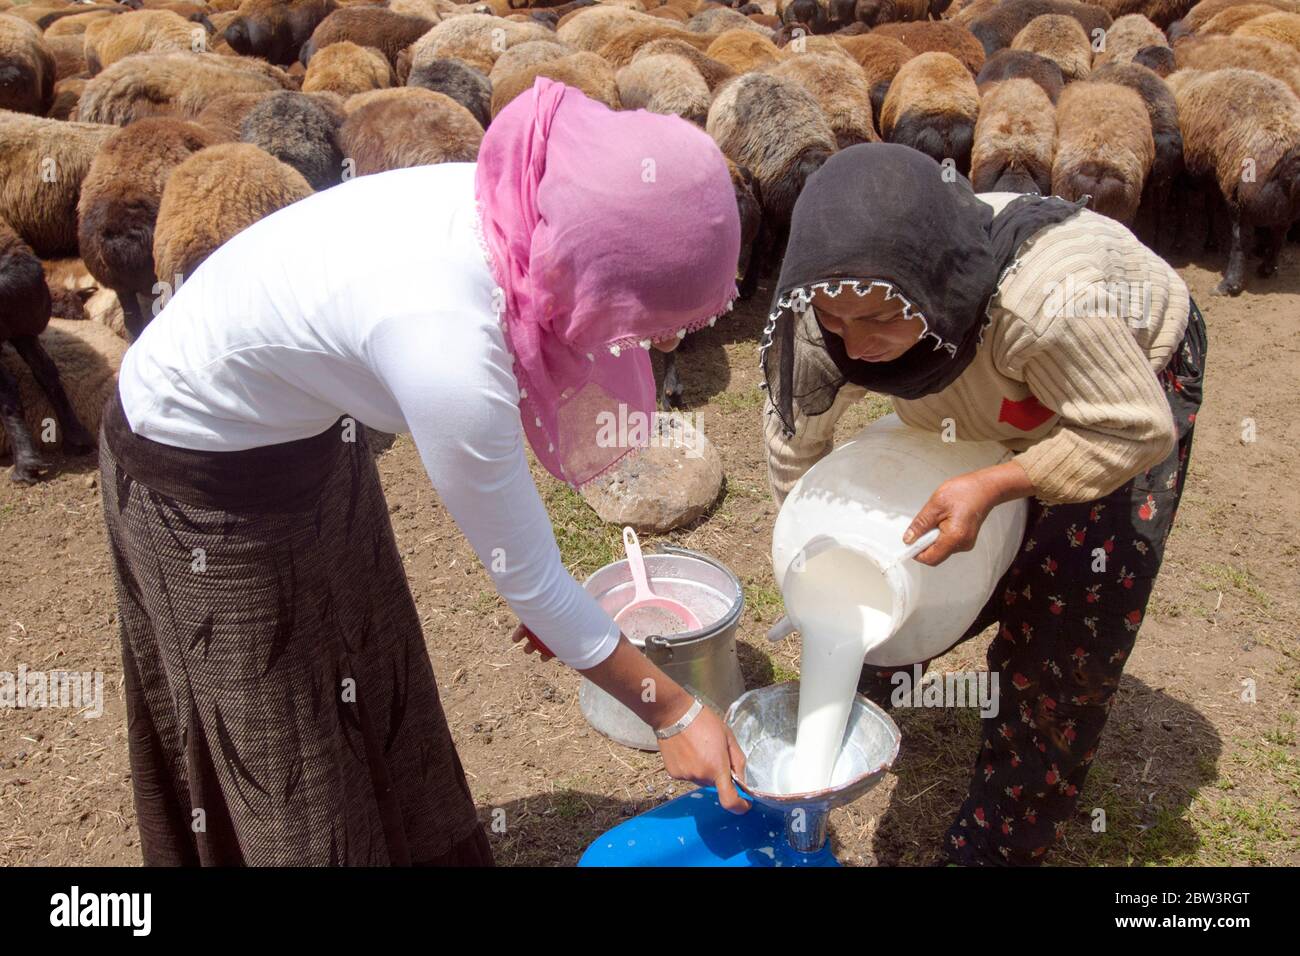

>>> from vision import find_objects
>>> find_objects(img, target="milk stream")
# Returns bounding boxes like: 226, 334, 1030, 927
778, 546, 894, 794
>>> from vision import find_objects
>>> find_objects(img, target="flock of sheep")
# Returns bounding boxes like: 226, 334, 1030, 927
1, 0, 1298, 479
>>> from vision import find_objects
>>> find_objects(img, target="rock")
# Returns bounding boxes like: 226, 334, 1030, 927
580, 412, 723, 532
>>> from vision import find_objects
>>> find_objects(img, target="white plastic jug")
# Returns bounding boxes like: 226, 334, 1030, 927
770, 414, 1028, 667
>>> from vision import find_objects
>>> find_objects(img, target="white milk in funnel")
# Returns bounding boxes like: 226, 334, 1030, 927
777, 545, 894, 794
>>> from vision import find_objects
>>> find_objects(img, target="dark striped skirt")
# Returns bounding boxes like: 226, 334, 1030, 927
99, 392, 492, 866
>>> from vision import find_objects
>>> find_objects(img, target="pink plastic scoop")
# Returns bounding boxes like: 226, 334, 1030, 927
613, 527, 702, 633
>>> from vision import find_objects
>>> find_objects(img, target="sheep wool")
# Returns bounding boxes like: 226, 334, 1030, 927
1093, 12, 1169, 66
0, 13, 55, 115
768, 52, 879, 147
1051, 80, 1154, 224
301, 40, 393, 95
616, 53, 711, 125
597, 22, 708, 67
873, 20, 988, 75
880, 50, 981, 172
1235, 11, 1300, 53
339, 88, 483, 176
971, 76, 1057, 193
705, 27, 785, 72
556, 5, 661, 51
240, 91, 345, 192
1011, 13, 1092, 80
631, 36, 737, 89
1173, 32, 1300, 98
223, 0, 339, 66
490, 51, 620, 119
83, 10, 200, 75
1199, 3, 1280, 34
152, 143, 314, 285
299, 6, 437, 67
405, 57, 491, 129
976, 48, 1066, 102
853, 0, 936, 29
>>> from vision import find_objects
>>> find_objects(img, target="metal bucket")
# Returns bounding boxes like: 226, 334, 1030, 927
579, 545, 746, 751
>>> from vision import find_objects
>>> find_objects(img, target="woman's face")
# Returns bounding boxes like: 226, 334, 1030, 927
811, 286, 924, 362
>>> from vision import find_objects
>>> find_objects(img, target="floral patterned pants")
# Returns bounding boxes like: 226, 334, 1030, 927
857, 303, 1207, 865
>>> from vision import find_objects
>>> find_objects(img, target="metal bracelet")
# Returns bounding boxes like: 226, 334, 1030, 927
654, 697, 704, 740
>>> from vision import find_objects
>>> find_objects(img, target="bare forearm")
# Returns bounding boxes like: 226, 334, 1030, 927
578, 636, 694, 730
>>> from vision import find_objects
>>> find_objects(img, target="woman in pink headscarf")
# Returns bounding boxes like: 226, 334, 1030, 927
99, 79, 747, 867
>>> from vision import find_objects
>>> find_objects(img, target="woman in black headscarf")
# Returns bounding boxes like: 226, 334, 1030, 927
761, 143, 1206, 865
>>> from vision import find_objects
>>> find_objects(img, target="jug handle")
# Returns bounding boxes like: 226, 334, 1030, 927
881, 528, 941, 571
766, 616, 797, 644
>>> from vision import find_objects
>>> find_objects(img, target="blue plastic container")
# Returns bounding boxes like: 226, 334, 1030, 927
578, 786, 839, 868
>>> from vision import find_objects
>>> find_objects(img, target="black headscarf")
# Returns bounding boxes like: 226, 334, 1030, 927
760, 143, 1086, 436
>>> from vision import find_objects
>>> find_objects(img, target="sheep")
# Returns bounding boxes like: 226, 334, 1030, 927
82, 10, 200, 74
298, 6, 436, 67
338, 88, 482, 177
0, 14, 55, 115
686, 6, 772, 34
487, 39, 573, 85
490, 50, 620, 117
1090, 60, 1183, 245
778, 0, 829, 33
1174, 31, 1300, 96
223, 0, 338, 66
1051, 80, 1154, 224
45, 33, 88, 81
834, 32, 915, 127
767, 52, 879, 147
1088, 0, 1195, 28
1167, 67, 1300, 293
240, 90, 344, 191
0, 219, 95, 481
1171, 0, 1297, 37
872, 20, 987, 75
76, 52, 295, 126
556, 5, 660, 50
970, 76, 1057, 193
1010, 14, 1092, 80
301, 40, 393, 94
193, 89, 282, 139
0, 314, 127, 473
616, 52, 711, 124
632, 35, 737, 89
405, 57, 491, 128
1092, 12, 1168, 65
408, 12, 552, 75
705, 26, 785, 71
76, 117, 216, 339
853, 0, 951, 29
596, 22, 709, 67
152, 142, 313, 286
48, 76, 86, 120
42, 10, 119, 39
706, 71, 836, 297
1199, 2, 1280, 33
976, 48, 1066, 101
880, 51, 980, 173
964, 0, 1112, 57
1235, 11, 1300, 52
0, 110, 113, 258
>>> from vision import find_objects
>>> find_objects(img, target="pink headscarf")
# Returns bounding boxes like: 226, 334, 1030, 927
475, 78, 741, 488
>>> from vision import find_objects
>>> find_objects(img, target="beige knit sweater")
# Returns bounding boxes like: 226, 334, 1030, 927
763, 198, 1190, 506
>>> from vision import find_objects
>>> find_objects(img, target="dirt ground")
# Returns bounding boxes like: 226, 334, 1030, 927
1, 241, 1297, 867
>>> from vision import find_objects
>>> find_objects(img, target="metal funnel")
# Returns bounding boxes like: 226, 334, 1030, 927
725, 682, 901, 854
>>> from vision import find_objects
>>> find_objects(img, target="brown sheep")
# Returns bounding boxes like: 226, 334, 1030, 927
1174, 31, 1300, 96
872, 20, 986, 75
0, 14, 55, 115
687, 6, 772, 33
0, 219, 98, 481
706, 26, 785, 71
965, 0, 1112, 56
1171, 0, 1298, 36
1088, 0, 1195, 28
490, 50, 620, 118
82, 10, 200, 74
598, 22, 711, 67
631, 35, 736, 88
301, 39, 393, 94
1010, 13, 1092, 79
48, 76, 86, 120
1090, 60, 1183, 244
76, 51, 295, 126
1234, 11, 1300, 51
298, 6, 435, 67
835, 32, 915, 126
223, 0, 338, 66
556, 5, 660, 50
76, 117, 216, 339
153, 142, 313, 286
487, 39, 573, 85
45, 33, 88, 81
767, 52, 879, 147
1093, 12, 1168, 65
616, 52, 711, 124
706, 71, 836, 296
976, 48, 1066, 101
1200, 2, 1280, 32
408, 12, 552, 75
1051, 80, 1153, 224
1168, 67, 1300, 292
42, 10, 119, 39
338, 88, 482, 176
193, 89, 282, 139
405, 56, 491, 128
0, 110, 114, 257
880, 50, 980, 172
852, 0, 945, 29
971, 77, 1057, 192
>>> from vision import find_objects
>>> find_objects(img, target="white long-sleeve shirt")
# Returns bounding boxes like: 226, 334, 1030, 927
118, 163, 621, 670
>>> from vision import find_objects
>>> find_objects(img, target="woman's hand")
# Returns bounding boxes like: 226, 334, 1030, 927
905, 461, 1035, 566
510, 623, 555, 662
656, 704, 751, 814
